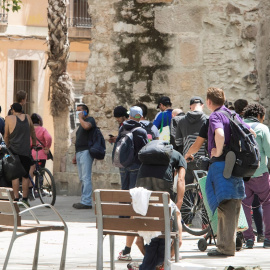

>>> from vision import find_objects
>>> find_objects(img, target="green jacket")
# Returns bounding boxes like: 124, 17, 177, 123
244, 118, 270, 177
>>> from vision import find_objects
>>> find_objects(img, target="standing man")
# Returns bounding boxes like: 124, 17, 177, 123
8, 90, 28, 115
4, 103, 36, 206
205, 87, 247, 256
170, 109, 185, 151
136, 103, 159, 141
153, 96, 173, 130
108, 106, 129, 144
72, 104, 96, 209
175, 97, 208, 185
117, 106, 148, 260
242, 103, 270, 249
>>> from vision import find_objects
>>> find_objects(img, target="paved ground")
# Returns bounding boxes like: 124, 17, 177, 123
0, 196, 269, 270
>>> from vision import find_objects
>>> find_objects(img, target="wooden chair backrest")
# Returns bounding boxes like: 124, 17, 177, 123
0, 188, 21, 226
95, 189, 172, 232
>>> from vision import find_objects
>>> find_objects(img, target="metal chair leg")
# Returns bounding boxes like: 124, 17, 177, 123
32, 231, 41, 270
3, 233, 16, 270
60, 227, 68, 270
109, 235, 115, 270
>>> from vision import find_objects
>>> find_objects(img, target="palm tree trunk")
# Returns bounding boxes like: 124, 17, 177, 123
46, 0, 74, 175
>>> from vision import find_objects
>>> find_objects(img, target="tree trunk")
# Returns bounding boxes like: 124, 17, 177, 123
46, 0, 74, 177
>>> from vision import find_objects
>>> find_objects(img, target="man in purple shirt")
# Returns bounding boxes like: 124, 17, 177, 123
205, 87, 251, 257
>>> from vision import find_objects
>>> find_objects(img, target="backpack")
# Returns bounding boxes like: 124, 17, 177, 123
112, 127, 140, 168
138, 140, 173, 165
88, 127, 106, 160
220, 111, 260, 179
141, 122, 156, 141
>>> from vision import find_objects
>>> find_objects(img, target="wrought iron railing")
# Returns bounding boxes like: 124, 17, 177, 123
0, 0, 8, 24
67, 0, 92, 28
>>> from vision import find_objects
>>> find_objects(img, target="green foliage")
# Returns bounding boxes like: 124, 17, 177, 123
2, 0, 22, 12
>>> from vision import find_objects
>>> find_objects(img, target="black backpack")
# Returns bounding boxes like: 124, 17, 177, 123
220, 111, 260, 179
141, 122, 156, 140
138, 140, 173, 165
88, 127, 106, 160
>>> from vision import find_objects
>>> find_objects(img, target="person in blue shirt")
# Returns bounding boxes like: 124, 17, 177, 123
153, 96, 173, 130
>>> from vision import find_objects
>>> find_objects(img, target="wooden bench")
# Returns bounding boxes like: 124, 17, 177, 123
0, 187, 68, 270
94, 189, 180, 270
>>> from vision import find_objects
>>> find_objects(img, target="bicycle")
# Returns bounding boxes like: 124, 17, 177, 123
180, 170, 210, 236
28, 146, 56, 205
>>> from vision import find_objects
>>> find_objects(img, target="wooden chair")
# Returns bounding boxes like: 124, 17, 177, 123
94, 189, 180, 270
0, 187, 68, 270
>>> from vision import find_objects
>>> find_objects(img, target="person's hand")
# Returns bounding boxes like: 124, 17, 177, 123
108, 136, 116, 144
184, 153, 194, 162
44, 148, 49, 155
78, 111, 84, 119
210, 147, 222, 158
72, 155, 77, 164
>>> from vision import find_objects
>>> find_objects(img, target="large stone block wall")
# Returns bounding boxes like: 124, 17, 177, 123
58, 0, 270, 194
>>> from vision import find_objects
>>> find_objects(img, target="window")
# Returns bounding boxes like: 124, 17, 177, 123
14, 60, 33, 114
0, 0, 8, 24
67, 0, 92, 28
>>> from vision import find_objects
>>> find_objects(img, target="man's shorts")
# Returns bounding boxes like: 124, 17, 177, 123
136, 177, 174, 200
17, 155, 32, 178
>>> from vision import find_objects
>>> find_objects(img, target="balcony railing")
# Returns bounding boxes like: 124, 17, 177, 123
67, 0, 92, 28
68, 16, 92, 28
0, 0, 8, 24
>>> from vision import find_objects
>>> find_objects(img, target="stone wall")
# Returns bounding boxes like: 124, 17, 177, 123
58, 0, 270, 194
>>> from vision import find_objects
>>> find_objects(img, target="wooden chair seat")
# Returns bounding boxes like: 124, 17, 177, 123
0, 223, 65, 233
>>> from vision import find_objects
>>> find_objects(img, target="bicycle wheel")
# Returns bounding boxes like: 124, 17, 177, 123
36, 168, 56, 205
180, 184, 210, 236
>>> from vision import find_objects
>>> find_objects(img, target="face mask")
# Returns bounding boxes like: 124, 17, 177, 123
76, 110, 87, 119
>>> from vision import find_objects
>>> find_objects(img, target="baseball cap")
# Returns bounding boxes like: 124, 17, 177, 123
157, 96, 172, 108
129, 106, 143, 118
114, 106, 129, 118
190, 96, 204, 106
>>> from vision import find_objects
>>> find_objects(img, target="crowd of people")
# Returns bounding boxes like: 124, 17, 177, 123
92, 87, 268, 270
1, 87, 270, 270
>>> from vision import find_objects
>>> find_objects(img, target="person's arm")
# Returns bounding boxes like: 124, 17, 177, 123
184, 137, 206, 160
175, 120, 183, 150
175, 166, 186, 210
3, 117, 10, 147
262, 126, 270, 158
43, 129, 52, 154
211, 128, 224, 158
78, 114, 93, 130
153, 113, 162, 129
28, 115, 36, 146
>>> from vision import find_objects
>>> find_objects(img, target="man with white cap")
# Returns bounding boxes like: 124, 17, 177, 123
116, 106, 148, 261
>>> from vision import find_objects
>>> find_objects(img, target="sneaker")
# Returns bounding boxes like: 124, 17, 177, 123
263, 238, 270, 249
72, 203, 92, 209
118, 250, 132, 261
245, 239, 254, 249
223, 151, 236, 179
257, 234, 265, 243
19, 200, 30, 208
127, 262, 140, 270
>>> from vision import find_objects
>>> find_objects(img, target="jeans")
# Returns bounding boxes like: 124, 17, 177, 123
139, 238, 165, 270
120, 163, 140, 190
252, 194, 263, 235
76, 150, 94, 206
242, 172, 270, 241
